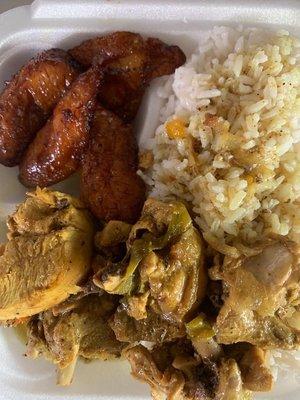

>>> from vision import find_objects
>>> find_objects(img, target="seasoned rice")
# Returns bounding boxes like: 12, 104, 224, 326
140, 26, 300, 255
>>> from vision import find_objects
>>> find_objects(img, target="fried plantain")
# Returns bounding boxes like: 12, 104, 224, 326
0, 49, 80, 166
145, 37, 187, 80
69, 31, 186, 121
69, 31, 145, 68
80, 104, 145, 223
19, 66, 103, 188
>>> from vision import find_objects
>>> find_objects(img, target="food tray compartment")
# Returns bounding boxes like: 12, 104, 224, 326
0, 1, 299, 399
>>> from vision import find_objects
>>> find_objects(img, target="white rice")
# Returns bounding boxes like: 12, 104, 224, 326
140, 26, 300, 255
139, 26, 300, 386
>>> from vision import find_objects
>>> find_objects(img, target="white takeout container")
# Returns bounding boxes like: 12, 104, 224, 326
0, 0, 299, 399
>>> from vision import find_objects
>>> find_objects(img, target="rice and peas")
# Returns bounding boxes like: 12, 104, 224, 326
139, 26, 300, 258
139, 26, 300, 384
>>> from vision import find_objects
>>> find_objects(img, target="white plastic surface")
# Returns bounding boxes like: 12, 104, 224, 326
0, 1, 299, 399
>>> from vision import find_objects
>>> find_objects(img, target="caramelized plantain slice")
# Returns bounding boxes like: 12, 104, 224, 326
69, 31, 186, 121
80, 104, 145, 223
19, 66, 104, 187
0, 49, 80, 166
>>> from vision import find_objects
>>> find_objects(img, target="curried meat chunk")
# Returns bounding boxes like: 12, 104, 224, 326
80, 105, 145, 224
211, 237, 300, 349
19, 66, 103, 188
69, 31, 186, 121
94, 199, 207, 324
110, 307, 186, 344
138, 224, 206, 323
95, 220, 132, 249
93, 220, 132, 262
0, 188, 93, 323
239, 346, 273, 392
125, 343, 251, 400
0, 49, 80, 166
125, 344, 186, 400
216, 358, 251, 400
27, 293, 124, 385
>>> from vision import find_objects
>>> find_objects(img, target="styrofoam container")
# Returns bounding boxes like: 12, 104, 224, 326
0, 0, 299, 399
